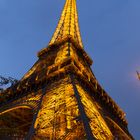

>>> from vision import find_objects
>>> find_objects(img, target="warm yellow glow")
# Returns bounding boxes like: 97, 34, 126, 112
0, 0, 133, 139
34, 78, 86, 139
76, 84, 113, 140
106, 117, 132, 140
0, 106, 31, 116
49, 0, 83, 48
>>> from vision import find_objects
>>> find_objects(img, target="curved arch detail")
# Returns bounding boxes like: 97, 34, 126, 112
0, 105, 32, 116
0, 104, 34, 139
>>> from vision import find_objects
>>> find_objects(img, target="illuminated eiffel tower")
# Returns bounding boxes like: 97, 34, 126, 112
0, 0, 133, 139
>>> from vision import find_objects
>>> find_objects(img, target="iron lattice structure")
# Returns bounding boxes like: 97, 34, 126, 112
0, 0, 133, 140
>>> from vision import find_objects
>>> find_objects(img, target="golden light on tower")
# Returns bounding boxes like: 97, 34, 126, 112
0, 0, 134, 139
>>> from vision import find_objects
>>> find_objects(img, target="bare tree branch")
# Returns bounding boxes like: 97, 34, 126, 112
0, 76, 18, 91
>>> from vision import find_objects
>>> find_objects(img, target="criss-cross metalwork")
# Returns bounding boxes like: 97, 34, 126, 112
49, 0, 83, 48
0, 0, 134, 139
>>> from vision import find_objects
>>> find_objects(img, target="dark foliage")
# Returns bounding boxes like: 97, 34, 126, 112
0, 76, 18, 91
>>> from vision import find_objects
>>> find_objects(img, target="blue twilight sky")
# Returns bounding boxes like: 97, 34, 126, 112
0, 0, 140, 139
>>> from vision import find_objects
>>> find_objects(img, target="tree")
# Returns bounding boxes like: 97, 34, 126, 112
0, 76, 18, 92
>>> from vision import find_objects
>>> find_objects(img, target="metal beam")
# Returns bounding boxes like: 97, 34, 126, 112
70, 73, 95, 140
8, 111, 28, 123
25, 87, 46, 140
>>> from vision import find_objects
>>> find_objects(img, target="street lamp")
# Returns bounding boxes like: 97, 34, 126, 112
136, 71, 140, 80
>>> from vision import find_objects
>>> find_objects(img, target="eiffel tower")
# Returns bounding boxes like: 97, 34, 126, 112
0, 0, 134, 140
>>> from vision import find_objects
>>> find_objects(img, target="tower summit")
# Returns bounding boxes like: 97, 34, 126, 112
49, 0, 83, 48
0, 0, 134, 140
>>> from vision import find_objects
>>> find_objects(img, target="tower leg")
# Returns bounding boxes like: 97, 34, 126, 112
70, 74, 95, 140
25, 87, 46, 140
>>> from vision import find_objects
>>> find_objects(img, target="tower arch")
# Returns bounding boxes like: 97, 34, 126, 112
0, 106, 34, 140
0, 0, 134, 139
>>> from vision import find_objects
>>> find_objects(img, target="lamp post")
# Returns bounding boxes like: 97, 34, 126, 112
136, 71, 140, 80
